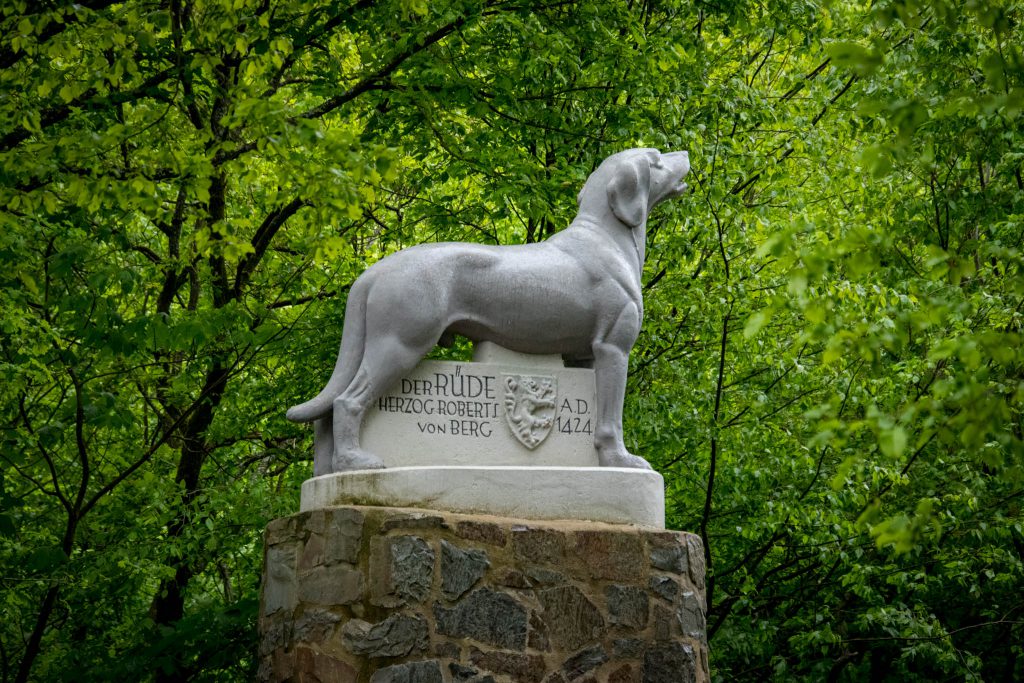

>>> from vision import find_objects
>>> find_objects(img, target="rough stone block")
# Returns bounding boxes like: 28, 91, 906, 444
294, 646, 358, 683
455, 521, 507, 546
293, 609, 340, 643
304, 509, 328, 535
265, 516, 299, 546
611, 638, 645, 659
259, 621, 292, 657
441, 540, 489, 600
370, 535, 434, 606
263, 543, 299, 616
573, 530, 644, 582
298, 533, 325, 571
607, 585, 649, 629
470, 647, 546, 683
434, 588, 528, 649
677, 590, 706, 642
538, 585, 605, 651
342, 612, 429, 658
298, 565, 363, 606
642, 642, 697, 683
382, 511, 447, 532
449, 661, 497, 682
685, 536, 706, 591
649, 575, 678, 603
494, 567, 530, 588
325, 507, 363, 564
526, 566, 566, 586
264, 648, 294, 682
529, 611, 551, 651
652, 604, 673, 642
608, 664, 639, 683
647, 532, 688, 574
562, 645, 608, 680
369, 660, 444, 683
511, 526, 566, 564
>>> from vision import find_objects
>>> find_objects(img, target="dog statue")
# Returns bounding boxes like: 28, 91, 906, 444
288, 148, 690, 474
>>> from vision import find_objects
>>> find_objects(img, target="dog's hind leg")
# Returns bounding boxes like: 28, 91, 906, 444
330, 334, 435, 471
286, 278, 372, 424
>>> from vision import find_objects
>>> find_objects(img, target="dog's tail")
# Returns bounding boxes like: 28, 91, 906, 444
285, 278, 369, 423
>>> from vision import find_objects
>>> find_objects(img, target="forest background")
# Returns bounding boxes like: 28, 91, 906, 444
1, 0, 1021, 680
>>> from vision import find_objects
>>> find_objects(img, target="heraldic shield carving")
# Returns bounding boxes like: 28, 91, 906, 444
503, 374, 557, 449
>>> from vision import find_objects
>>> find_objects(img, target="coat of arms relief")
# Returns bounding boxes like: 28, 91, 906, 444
502, 374, 557, 449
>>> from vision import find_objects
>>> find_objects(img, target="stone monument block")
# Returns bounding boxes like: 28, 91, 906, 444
299, 344, 665, 527
361, 345, 598, 468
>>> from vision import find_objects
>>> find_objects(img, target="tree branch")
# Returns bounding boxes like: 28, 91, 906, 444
0, 68, 175, 152
234, 197, 308, 297
215, 12, 476, 167
702, 304, 733, 618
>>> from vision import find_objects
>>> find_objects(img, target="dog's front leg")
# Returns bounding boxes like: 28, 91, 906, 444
592, 304, 653, 470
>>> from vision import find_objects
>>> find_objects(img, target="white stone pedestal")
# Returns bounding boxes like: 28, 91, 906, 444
300, 466, 665, 528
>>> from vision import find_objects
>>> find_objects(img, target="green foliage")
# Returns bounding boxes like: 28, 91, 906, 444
1, 0, 1021, 681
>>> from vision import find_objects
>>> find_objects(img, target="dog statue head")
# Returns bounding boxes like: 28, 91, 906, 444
576, 148, 690, 229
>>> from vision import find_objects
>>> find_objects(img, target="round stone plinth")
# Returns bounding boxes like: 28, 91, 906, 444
300, 466, 665, 528
258, 506, 709, 682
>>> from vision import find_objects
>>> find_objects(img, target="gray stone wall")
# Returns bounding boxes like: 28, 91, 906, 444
259, 507, 708, 683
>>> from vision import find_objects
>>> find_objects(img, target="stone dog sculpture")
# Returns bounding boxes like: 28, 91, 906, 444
288, 148, 690, 475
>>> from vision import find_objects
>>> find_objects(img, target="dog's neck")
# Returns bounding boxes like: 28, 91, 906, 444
569, 210, 647, 275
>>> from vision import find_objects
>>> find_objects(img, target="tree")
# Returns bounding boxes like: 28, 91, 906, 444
1, 0, 1021, 681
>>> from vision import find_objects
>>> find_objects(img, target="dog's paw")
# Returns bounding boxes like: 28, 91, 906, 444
332, 449, 386, 472
599, 451, 654, 470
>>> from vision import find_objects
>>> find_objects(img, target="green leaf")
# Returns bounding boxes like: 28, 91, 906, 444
878, 425, 907, 459
743, 309, 771, 338
825, 41, 883, 76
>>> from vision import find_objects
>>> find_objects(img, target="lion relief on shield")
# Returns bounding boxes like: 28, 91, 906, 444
503, 374, 556, 449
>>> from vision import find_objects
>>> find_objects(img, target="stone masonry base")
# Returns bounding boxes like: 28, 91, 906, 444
259, 506, 709, 683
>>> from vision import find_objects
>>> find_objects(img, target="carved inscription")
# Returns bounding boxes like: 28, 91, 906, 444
364, 359, 598, 467
376, 367, 499, 438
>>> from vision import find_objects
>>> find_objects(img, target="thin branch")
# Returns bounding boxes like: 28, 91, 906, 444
17, 396, 71, 513
234, 197, 308, 296
67, 368, 90, 513
0, 68, 176, 152
702, 303, 733, 618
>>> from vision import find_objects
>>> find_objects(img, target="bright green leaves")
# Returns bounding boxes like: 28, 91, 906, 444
743, 308, 773, 338
400, 0, 430, 17
875, 427, 910, 466
865, 497, 943, 554
826, 41, 885, 76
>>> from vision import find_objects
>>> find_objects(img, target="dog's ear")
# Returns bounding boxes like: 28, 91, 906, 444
607, 157, 651, 228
